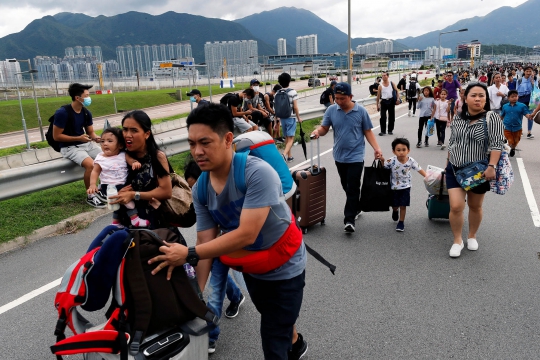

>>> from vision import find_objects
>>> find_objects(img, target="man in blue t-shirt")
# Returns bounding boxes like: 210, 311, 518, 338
311, 82, 383, 233
149, 103, 308, 360
53, 83, 104, 208
442, 71, 462, 118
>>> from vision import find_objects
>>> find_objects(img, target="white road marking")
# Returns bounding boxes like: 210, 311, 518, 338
516, 158, 540, 227
0, 278, 61, 316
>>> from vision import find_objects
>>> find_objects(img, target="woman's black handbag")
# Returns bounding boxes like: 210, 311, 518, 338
359, 159, 392, 212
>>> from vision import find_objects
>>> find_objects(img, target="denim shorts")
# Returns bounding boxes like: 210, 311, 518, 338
281, 117, 297, 137
445, 162, 490, 194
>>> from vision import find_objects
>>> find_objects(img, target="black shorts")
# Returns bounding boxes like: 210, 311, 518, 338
392, 188, 411, 207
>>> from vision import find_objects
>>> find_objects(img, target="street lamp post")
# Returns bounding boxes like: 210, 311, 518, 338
438, 28, 468, 73
347, 0, 352, 85
10, 59, 44, 141
111, 71, 121, 114
13, 71, 32, 150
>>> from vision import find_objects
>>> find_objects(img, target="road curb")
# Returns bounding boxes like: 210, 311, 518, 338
0, 207, 111, 256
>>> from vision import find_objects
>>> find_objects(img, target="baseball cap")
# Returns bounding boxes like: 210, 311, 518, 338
250, 79, 260, 85
334, 82, 351, 95
186, 89, 201, 96
330, 80, 337, 85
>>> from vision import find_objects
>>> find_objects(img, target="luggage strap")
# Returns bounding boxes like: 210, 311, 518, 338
51, 330, 129, 360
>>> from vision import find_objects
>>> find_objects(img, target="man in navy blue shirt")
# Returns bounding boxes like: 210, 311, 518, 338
311, 82, 383, 233
53, 83, 104, 208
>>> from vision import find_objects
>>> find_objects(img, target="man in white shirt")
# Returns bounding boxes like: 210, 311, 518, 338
488, 72, 509, 115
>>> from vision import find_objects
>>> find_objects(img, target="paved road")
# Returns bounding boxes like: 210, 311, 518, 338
0, 73, 395, 149
2, 85, 540, 359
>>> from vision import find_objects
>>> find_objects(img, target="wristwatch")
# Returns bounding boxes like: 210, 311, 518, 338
186, 246, 200, 266
134, 191, 140, 201
488, 164, 496, 169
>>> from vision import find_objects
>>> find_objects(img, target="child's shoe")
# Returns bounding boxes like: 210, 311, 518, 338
392, 210, 399, 221
131, 217, 150, 227
396, 221, 405, 232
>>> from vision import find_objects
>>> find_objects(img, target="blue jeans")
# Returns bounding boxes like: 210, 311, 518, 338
207, 258, 243, 342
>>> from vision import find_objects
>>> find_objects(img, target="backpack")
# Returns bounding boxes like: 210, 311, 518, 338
46, 105, 90, 152
219, 92, 236, 107
274, 88, 293, 118
319, 88, 331, 104
197, 131, 296, 204
369, 83, 379, 95
50, 226, 217, 359
407, 81, 417, 99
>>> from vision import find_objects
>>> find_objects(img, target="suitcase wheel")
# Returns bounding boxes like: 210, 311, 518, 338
321, 219, 325, 225
302, 227, 308, 234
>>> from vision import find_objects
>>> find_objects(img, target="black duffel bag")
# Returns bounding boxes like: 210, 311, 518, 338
359, 159, 392, 212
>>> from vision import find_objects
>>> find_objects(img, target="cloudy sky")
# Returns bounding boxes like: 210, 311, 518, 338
0, 0, 529, 39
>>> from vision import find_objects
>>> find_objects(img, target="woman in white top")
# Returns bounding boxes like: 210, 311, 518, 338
431, 89, 450, 149
376, 72, 401, 136
416, 86, 435, 147
488, 73, 509, 115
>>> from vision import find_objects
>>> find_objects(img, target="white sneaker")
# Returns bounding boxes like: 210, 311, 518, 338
467, 238, 478, 251
344, 223, 355, 233
449, 241, 464, 258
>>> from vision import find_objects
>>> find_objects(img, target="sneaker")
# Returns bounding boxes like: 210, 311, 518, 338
392, 210, 399, 221
408, 110, 411, 117
344, 223, 355, 233
289, 333, 308, 360
287, 157, 295, 163
436, 142, 442, 146
274, 138, 284, 144
449, 241, 464, 258
424, 141, 429, 147
378, 132, 386, 136
412, 113, 416, 117
87, 196, 106, 209
509, 148, 516, 157
208, 340, 216, 354
467, 238, 478, 251
396, 221, 405, 232
388, 131, 393, 135
224, 294, 245, 318
95, 190, 107, 203
527, 133, 534, 139
416, 142, 422, 148
441, 144, 446, 150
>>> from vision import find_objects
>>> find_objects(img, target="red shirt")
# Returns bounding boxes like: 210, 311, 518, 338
433, 87, 442, 100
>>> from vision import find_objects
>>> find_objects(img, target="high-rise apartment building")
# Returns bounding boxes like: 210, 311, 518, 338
296, 35, 318, 55
356, 40, 393, 56
278, 38, 287, 56
204, 40, 258, 78
184, 44, 192, 58
424, 46, 453, 60
176, 43, 183, 59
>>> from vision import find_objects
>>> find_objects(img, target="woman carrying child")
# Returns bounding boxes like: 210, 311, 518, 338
87, 127, 150, 227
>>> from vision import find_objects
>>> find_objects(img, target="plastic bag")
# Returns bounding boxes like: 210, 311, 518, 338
530, 86, 540, 111
426, 118, 435, 137
423, 165, 448, 195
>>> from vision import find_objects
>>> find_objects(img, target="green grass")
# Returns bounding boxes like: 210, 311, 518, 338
419, 77, 435, 87
277, 117, 322, 150
0, 151, 192, 244
0, 83, 252, 134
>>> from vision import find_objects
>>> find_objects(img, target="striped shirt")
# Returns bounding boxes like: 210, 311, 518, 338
448, 111, 505, 167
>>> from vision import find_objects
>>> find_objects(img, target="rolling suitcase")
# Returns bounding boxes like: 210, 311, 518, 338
426, 170, 450, 220
291, 137, 326, 234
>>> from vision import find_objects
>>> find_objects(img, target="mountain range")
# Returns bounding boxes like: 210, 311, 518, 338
0, 1, 538, 65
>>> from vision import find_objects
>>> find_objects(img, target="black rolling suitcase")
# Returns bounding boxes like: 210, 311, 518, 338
291, 137, 327, 234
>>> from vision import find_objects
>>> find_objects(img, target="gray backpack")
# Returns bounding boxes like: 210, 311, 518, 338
274, 88, 293, 118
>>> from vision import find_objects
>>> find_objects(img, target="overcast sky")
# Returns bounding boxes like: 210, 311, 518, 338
0, 0, 529, 39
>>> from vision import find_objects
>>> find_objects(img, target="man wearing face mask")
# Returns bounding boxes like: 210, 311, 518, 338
53, 83, 104, 208
187, 89, 209, 107
244, 79, 272, 134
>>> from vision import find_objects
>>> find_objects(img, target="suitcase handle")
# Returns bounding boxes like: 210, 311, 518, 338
310, 137, 321, 174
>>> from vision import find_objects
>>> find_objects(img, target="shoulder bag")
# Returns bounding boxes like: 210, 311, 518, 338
453, 113, 489, 191
158, 162, 195, 227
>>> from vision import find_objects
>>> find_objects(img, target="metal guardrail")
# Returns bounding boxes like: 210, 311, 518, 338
0, 99, 376, 202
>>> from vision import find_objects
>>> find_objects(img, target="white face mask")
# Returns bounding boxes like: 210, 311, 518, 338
252, 86, 260, 92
